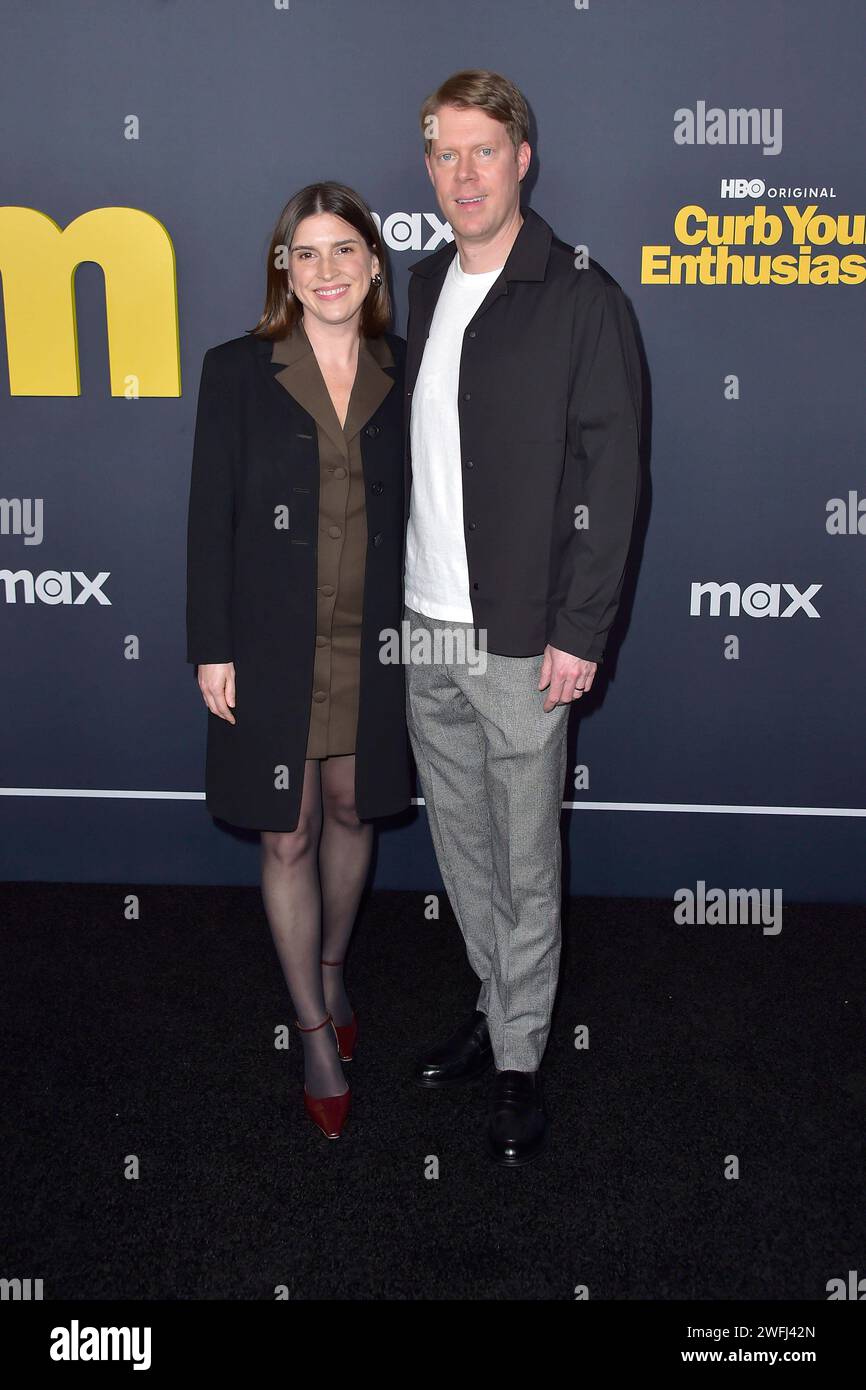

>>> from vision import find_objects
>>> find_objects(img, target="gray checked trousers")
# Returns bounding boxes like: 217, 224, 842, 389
403, 603, 570, 1071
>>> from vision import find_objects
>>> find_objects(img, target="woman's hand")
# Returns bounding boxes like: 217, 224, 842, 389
197, 662, 237, 724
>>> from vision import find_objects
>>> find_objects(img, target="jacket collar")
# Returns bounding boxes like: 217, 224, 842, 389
408, 204, 552, 283
251, 321, 393, 368
262, 318, 394, 455
263, 317, 394, 370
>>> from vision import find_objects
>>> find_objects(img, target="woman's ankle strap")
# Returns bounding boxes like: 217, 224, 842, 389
294, 1013, 333, 1033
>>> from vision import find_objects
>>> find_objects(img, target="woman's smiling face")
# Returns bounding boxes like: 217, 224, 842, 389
287, 212, 379, 328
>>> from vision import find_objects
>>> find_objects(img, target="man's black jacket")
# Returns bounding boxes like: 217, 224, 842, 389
404, 204, 643, 663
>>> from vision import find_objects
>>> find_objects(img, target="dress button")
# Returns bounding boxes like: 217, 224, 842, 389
373, 533, 384, 547
328, 524, 342, 538
463, 392, 471, 401
313, 691, 327, 703
468, 521, 477, 530
321, 584, 335, 597
371, 481, 384, 494
316, 635, 328, 647
333, 466, 347, 479
365, 424, 380, 437
465, 460, 474, 469
468, 329, 476, 338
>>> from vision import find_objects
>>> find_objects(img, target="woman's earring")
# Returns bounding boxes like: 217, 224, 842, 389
371, 272, 383, 286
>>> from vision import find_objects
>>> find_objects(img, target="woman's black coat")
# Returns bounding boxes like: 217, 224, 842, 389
185, 330, 412, 832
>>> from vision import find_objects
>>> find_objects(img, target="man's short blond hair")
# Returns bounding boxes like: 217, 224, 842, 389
420, 69, 530, 157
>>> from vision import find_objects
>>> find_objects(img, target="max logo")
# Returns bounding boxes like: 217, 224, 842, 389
689, 581, 822, 618
0, 571, 111, 604
0, 207, 179, 396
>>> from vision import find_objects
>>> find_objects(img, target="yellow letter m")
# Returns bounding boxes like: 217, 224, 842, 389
0, 206, 180, 396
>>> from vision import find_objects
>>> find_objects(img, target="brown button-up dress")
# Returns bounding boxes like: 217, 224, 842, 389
270, 319, 395, 759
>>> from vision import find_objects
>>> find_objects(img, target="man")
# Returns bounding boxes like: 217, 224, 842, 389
402, 69, 643, 1165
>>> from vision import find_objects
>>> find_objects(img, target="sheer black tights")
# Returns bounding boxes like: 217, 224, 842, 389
260, 756, 373, 1098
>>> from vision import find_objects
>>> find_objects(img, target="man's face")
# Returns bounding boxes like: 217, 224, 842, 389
424, 104, 530, 244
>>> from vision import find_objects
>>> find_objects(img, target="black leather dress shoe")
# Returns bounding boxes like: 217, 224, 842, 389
415, 1010, 493, 1088
486, 1069, 546, 1166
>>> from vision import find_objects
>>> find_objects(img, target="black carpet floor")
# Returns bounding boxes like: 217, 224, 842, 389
1, 883, 864, 1301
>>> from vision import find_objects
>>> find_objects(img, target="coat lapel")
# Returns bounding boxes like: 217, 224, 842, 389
405, 206, 553, 401
270, 319, 394, 457
403, 208, 554, 469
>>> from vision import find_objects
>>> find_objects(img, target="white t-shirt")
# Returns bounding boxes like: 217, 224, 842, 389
404, 254, 505, 621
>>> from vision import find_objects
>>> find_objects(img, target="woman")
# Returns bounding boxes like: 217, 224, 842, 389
186, 183, 412, 1140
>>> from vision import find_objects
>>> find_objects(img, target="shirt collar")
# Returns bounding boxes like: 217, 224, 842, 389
408, 204, 552, 283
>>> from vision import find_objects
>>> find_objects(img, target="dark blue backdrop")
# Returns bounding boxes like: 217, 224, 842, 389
1, 0, 863, 899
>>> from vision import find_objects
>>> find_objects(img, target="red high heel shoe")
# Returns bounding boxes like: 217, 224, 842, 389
294, 1013, 350, 1139
321, 957, 358, 1062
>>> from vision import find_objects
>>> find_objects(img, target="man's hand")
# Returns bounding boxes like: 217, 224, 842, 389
197, 662, 237, 724
538, 645, 597, 712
